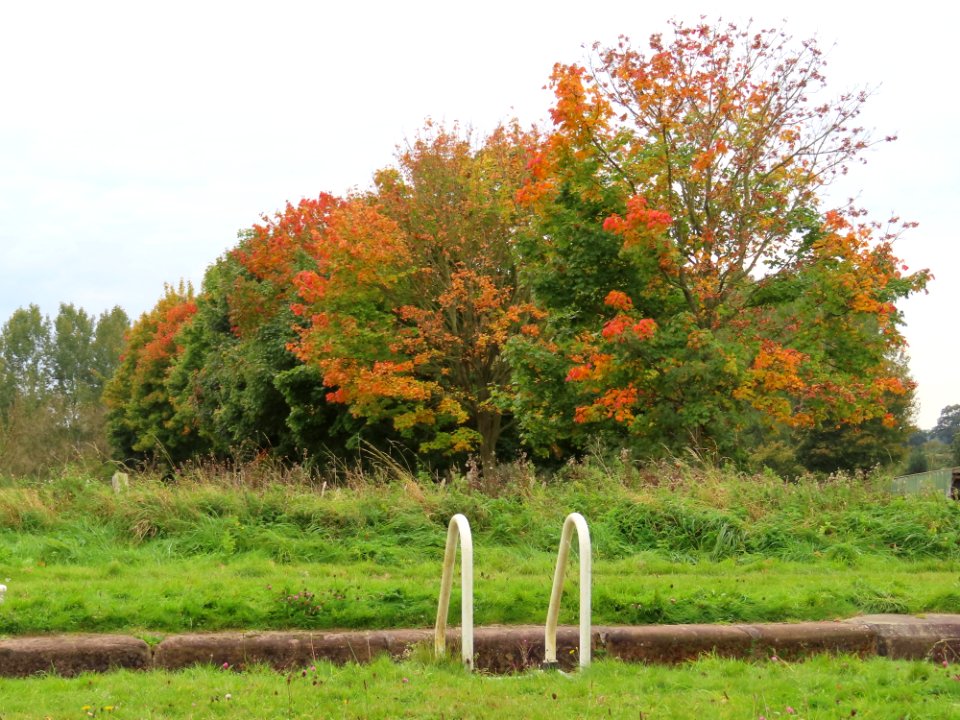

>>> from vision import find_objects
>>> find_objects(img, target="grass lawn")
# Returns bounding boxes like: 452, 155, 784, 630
1, 655, 959, 719
1, 467, 958, 636
0, 552, 958, 636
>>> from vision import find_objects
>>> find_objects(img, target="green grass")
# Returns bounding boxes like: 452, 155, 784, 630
1, 553, 958, 635
1, 655, 959, 719
1, 465, 958, 636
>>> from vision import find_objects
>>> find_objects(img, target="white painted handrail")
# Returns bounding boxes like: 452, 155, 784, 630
434, 513, 474, 670
544, 512, 591, 668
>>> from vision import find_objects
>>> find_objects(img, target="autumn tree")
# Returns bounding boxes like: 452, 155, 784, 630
510, 21, 929, 467
290, 124, 542, 467
227, 196, 360, 459
104, 283, 200, 465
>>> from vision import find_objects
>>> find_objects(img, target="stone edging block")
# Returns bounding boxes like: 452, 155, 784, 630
1, 615, 959, 677
844, 614, 960, 662
0, 634, 150, 678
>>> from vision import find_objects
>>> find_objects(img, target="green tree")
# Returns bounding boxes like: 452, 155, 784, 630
51, 304, 96, 410
0, 304, 52, 416
931, 404, 960, 444
905, 444, 929, 474
0, 303, 129, 477
164, 252, 358, 462
91, 307, 130, 396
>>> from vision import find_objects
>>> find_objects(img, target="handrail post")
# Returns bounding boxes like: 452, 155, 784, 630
434, 513, 474, 670
544, 512, 591, 669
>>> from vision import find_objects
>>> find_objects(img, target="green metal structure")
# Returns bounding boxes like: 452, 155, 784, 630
890, 467, 959, 498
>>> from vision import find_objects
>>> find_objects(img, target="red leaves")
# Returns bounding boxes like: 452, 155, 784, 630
140, 298, 197, 365
599, 315, 657, 341
601, 316, 630, 339
632, 318, 656, 340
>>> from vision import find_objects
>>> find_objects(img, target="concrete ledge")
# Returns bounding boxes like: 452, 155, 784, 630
844, 614, 960, 662
154, 629, 434, 671
743, 621, 877, 660
1, 615, 958, 677
0, 634, 150, 677
472, 625, 575, 672
600, 624, 753, 663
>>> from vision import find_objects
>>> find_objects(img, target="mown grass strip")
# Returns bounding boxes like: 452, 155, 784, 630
0, 553, 957, 635
1, 655, 958, 719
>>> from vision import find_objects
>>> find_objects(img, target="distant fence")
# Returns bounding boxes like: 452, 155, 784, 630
890, 467, 959, 499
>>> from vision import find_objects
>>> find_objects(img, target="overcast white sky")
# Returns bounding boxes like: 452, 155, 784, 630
1, 1, 956, 428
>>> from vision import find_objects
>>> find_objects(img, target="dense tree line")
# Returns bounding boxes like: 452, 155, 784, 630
102, 22, 928, 475
0, 303, 129, 476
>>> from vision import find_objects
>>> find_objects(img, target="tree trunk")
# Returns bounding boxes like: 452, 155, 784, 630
476, 409, 502, 474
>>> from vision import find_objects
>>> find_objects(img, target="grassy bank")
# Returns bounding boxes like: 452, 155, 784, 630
1, 554, 957, 636
0, 462, 958, 635
1, 655, 958, 719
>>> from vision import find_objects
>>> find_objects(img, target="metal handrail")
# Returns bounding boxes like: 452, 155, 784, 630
544, 512, 591, 668
434, 513, 474, 670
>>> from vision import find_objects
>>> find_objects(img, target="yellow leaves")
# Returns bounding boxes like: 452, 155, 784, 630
779, 127, 800, 144
437, 396, 469, 425
394, 408, 437, 431
737, 341, 812, 427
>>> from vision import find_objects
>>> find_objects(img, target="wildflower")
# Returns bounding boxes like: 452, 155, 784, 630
221, 662, 230, 670
786, 707, 796, 714
224, 694, 232, 701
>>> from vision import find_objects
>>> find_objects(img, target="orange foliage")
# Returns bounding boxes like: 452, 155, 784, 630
286, 123, 544, 462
